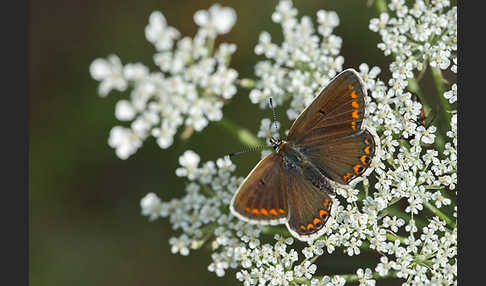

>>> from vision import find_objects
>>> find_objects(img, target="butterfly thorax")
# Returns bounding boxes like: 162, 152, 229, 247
276, 141, 333, 194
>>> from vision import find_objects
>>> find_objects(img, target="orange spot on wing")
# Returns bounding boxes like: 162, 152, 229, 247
360, 155, 368, 165
261, 208, 268, 216
352, 110, 360, 119
353, 164, 363, 174
323, 199, 330, 208
364, 139, 370, 145
300, 225, 306, 230
343, 172, 352, 181
245, 207, 250, 212
270, 209, 278, 216
347, 84, 354, 90
350, 91, 358, 98
252, 209, 260, 214
351, 121, 357, 130
278, 208, 285, 214
319, 209, 329, 217
364, 146, 370, 154
351, 101, 359, 108
313, 218, 322, 225
307, 224, 314, 230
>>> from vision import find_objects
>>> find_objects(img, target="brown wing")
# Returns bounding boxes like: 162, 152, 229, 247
230, 153, 288, 225
284, 166, 334, 241
287, 69, 367, 142
300, 129, 377, 185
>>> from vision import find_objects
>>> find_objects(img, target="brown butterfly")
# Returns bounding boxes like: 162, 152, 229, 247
230, 69, 379, 241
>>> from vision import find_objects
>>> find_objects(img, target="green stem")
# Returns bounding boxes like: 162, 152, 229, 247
386, 232, 406, 244
215, 118, 263, 147
237, 78, 258, 89
424, 201, 456, 229
430, 67, 451, 151
374, 0, 388, 14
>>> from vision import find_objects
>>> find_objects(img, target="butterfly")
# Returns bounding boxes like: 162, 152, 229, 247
230, 68, 379, 241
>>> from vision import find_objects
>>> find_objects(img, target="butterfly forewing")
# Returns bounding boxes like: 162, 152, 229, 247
230, 153, 288, 224
287, 69, 367, 141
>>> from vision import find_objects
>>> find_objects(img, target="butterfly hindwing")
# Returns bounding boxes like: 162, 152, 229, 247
285, 166, 334, 241
300, 129, 377, 185
287, 69, 367, 142
230, 153, 288, 225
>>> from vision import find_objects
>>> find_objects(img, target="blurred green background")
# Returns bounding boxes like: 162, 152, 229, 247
30, 0, 412, 285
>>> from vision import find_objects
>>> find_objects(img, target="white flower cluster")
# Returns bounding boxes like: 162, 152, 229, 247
141, 152, 348, 285
248, 0, 344, 120
375, 217, 457, 284
90, 5, 238, 159
369, 0, 457, 91
136, 1, 457, 285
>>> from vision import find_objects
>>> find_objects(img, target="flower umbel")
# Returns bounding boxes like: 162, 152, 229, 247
91, 5, 238, 159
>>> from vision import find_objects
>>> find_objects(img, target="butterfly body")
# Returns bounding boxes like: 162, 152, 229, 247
275, 140, 334, 195
230, 69, 378, 241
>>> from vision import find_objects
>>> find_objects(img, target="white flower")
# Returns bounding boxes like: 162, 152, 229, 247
90, 55, 127, 97
316, 10, 339, 36
272, 0, 298, 29
194, 4, 236, 38
115, 100, 136, 121
236, 270, 255, 286
140, 192, 162, 221
294, 260, 317, 279
123, 63, 149, 82
417, 125, 437, 144
145, 11, 180, 51
176, 150, 201, 180
107, 126, 143, 160
356, 268, 375, 286
169, 234, 191, 256
444, 83, 457, 103
375, 256, 393, 276
302, 240, 325, 259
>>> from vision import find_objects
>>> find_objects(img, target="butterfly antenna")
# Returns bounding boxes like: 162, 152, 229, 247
228, 144, 269, 158
269, 98, 279, 139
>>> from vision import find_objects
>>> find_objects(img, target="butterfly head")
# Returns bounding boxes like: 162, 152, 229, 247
269, 137, 284, 151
